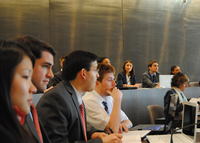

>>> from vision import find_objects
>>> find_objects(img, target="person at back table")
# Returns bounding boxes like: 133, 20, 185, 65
47, 54, 67, 89
15, 35, 57, 143
117, 60, 140, 88
164, 72, 189, 129
170, 65, 181, 75
0, 40, 37, 143
83, 63, 132, 134
97, 57, 111, 65
141, 60, 160, 88
36, 50, 122, 143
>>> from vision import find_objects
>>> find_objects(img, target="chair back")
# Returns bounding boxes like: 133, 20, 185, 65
147, 105, 165, 124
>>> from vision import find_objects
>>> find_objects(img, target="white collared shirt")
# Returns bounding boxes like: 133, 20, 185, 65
82, 90, 129, 130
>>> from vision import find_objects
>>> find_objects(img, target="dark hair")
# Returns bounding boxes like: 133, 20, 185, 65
60, 54, 68, 70
148, 60, 158, 68
97, 57, 108, 64
63, 50, 98, 81
171, 72, 189, 88
0, 40, 35, 143
14, 35, 57, 59
121, 60, 135, 76
170, 65, 178, 75
97, 63, 115, 82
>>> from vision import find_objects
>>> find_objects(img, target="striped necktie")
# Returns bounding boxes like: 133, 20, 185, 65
153, 75, 156, 83
102, 101, 109, 114
31, 104, 43, 143
79, 103, 87, 141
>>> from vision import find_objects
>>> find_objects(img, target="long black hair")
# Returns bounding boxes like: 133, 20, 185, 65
0, 40, 35, 143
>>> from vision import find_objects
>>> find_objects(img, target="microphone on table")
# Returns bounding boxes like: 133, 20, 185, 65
170, 121, 200, 143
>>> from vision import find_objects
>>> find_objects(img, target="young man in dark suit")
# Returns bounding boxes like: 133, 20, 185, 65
36, 50, 122, 143
15, 35, 57, 143
142, 60, 160, 88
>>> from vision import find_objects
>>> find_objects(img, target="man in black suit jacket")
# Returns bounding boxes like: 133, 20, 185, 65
142, 60, 160, 88
47, 54, 67, 89
15, 35, 57, 143
36, 50, 122, 143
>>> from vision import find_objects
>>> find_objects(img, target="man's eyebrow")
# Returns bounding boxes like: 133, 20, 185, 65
44, 62, 53, 66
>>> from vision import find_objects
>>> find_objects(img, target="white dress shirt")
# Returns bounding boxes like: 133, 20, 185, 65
82, 90, 129, 130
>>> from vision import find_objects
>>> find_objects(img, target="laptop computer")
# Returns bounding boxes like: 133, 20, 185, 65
118, 87, 137, 90
146, 102, 198, 143
130, 124, 165, 133
159, 75, 173, 88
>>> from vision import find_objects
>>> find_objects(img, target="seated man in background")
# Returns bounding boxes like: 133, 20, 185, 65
83, 63, 132, 133
15, 35, 57, 143
142, 60, 160, 88
36, 50, 122, 143
47, 54, 67, 89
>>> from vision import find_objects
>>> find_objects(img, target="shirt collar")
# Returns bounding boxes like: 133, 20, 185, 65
149, 71, 156, 77
70, 83, 82, 106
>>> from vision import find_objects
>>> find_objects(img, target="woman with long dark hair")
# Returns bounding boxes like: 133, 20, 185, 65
117, 60, 140, 88
0, 40, 36, 143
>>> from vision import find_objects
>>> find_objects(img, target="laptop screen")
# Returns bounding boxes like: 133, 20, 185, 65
159, 75, 173, 88
182, 102, 198, 138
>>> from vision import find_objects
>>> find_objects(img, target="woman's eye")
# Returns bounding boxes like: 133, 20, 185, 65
23, 76, 28, 79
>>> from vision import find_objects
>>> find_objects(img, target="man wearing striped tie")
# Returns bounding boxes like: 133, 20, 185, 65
36, 50, 122, 143
83, 63, 132, 134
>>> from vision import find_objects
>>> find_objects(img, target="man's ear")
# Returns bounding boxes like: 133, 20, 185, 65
80, 68, 86, 79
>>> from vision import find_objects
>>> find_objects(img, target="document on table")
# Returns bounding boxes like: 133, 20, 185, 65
122, 130, 151, 143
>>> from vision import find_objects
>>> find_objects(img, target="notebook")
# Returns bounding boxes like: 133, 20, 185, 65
159, 75, 173, 88
146, 102, 198, 143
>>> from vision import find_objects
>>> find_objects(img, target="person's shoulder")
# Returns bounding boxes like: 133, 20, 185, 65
156, 72, 161, 75
117, 72, 124, 77
83, 90, 98, 102
142, 71, 149, 75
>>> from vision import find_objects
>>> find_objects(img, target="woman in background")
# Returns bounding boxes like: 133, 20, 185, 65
117, 60, 140, 88
170, 65, 181, 75
164, 72, 189, 129
0, 40, 36, 143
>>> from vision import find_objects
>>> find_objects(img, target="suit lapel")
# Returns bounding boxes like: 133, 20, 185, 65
123, 74, 127, 84
63, 80, 85, 137
24, 114, 41, 143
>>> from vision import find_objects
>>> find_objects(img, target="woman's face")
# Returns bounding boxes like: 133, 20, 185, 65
125, 62, 133, 73
10, 55, 37, 114
179, 82, 188, 91
172, 66, 181, 74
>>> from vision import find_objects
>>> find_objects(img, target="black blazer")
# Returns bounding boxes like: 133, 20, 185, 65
24, 111, 51, 143
141, 71, 160, 88
47, 71, 63, 89
117, 73, 138, 88
36, 80, 103, 143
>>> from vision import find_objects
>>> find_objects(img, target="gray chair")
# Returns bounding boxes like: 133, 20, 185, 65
147, 105, 165, 124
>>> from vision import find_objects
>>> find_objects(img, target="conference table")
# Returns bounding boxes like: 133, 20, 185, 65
121, 87, 200, 126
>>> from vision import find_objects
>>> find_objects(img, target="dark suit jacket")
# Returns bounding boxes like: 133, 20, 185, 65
0, 126, 19, 143
24, 112, 51, 143
36, 80, 103, 143
141, 71, 160, 88
117, 73, 138, 88
47, 71, 63, 89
